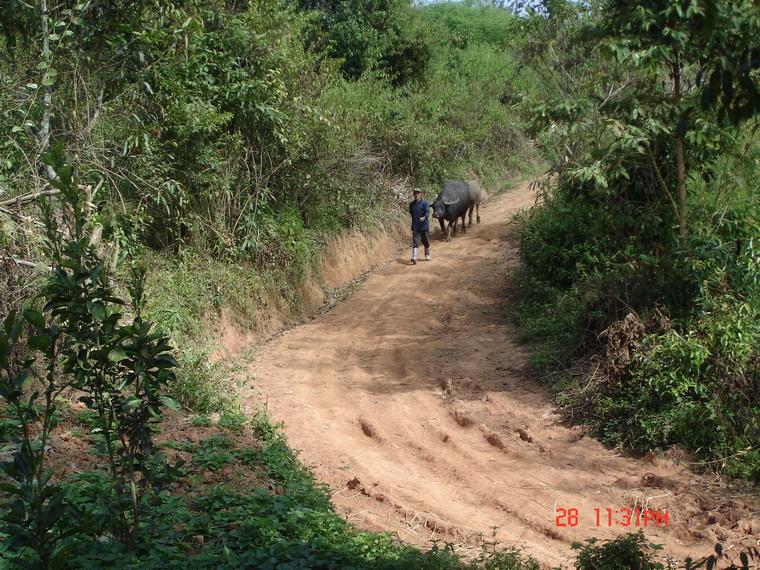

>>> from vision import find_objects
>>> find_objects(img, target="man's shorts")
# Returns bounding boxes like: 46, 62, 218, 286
412, 230, 430, 249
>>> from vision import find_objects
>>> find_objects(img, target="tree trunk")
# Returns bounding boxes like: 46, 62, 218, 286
39, 0, 55, 180
675, 135, 687, 248
672, 58, 687, 249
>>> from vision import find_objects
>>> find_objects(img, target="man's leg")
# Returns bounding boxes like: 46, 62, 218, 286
411, 231, 420, 264
422, 231, 431, 260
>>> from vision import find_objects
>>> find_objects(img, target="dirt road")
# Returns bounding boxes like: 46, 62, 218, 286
242, 182, 759, 566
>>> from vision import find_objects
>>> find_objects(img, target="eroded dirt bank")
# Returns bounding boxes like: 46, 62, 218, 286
211, 218, 409, 360
242, 182, 759, 566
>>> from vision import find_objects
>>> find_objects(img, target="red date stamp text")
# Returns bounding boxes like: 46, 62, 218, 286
555, 507, 669, 528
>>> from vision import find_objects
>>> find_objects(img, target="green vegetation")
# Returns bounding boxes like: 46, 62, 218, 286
572, 532, 669, 570
512, 0, 759, 481
572, 534, 754, 570
1, 151, 181, 565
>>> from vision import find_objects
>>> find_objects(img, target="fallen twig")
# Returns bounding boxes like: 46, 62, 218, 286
0, 255, 49, 270
0, 188, 61, 208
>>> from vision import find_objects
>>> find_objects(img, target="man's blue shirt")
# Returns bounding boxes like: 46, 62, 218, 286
409, 199, 429, 231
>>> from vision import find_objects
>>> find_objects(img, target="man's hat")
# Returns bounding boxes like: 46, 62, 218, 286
412, 189, 422, 195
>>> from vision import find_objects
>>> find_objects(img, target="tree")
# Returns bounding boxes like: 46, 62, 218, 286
601, 0, 760, 247
0, 0, 153, 184
296, 0, 429, 83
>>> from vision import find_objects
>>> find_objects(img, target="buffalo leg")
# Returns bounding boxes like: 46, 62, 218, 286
476, 202, 481, 224
468, 204, 474, 227
438, 218, 446, 237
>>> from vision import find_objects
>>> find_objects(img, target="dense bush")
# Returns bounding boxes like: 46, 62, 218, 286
513, 0, 760, 480
296, 0, 431, 85
571, 532, 669, 570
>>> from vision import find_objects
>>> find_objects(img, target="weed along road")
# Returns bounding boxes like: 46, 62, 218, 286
243, 182, 760, 566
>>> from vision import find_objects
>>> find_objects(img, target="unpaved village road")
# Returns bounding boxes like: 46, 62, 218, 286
242, 182, 759, 566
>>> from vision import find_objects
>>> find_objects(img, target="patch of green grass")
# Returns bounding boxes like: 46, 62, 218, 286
190, 415, 211, 427
192, 435, 236, 471
511, 274, 584, 375
218, 412, 247, 432
234, 447, 260, 466
0, 407, 20, 444
75, 409, 100, 429
162, 439, 195, 453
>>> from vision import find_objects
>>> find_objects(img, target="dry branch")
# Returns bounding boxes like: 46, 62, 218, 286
645, 144, 679, 218
0, 179, 101, 210
0, 188, 61, 208
0, 255, 46, 270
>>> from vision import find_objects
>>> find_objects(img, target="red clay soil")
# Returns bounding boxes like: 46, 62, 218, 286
242, 182, 760, 566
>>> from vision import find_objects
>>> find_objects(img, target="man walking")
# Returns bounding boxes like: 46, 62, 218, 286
409, 189, 431, 265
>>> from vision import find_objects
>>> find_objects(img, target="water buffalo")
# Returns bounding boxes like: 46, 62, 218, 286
431, 180, 483, 242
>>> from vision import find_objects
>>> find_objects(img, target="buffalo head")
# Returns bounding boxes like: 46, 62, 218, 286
431, 196, 459, 219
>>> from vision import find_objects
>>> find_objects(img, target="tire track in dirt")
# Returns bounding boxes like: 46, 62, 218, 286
242, 182, 759, 566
